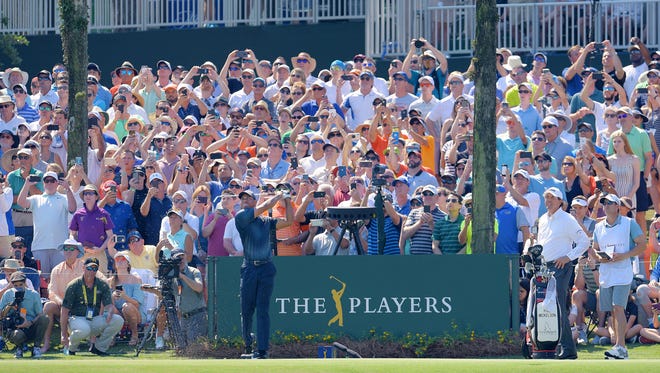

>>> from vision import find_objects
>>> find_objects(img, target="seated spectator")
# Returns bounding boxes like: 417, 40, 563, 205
60, 257, 124, 356
109, 252, 145, 346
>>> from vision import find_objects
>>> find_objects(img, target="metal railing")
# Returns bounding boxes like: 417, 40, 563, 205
0, 0, 365, 34
366, 0, 660, 58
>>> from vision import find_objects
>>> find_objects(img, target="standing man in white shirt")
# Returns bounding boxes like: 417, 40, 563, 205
536, 187, 590, 360
591, 193, 645, 360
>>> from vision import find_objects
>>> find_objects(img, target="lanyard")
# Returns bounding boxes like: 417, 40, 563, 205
81, 282, 97, 307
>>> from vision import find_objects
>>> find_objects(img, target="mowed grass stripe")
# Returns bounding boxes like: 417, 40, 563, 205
0, 358, 652, 372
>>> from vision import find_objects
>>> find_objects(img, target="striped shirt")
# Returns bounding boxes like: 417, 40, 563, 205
432, 214, 465, 254
366, 216, 402, 255
405, 207, 446, 255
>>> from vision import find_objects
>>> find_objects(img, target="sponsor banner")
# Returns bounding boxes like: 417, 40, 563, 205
208, 255, 518, 337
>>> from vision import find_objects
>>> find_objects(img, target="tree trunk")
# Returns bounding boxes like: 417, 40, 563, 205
471, 0, 499, 254
59, 0, 88, 169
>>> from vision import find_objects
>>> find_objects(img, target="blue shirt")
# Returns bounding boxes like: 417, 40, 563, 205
16, 104, 38, 124
511, 105, 542, 137
235, 207, 277, 261
529, 175, 566, 216
366, 216, 402, 255
301, 101, 345, 121
142, 195, 172, 245
95, 85, 112, 110
260, 159, 290, 180
104, 199, 138, 251
495, 202, 528, 254
0, 287, 42, 322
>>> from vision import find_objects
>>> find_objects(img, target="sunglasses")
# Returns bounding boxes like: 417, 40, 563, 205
518, 90, 531, 94
13, 88, 25, 94
618, 114, 628, 119
292, 115, 303, 120
605, 113, 617, 118
360, 76, 372, 81
253, 83, 265, 88
230, 114, 243, 119
38, 106, 52, 111
296, 59, 309, 64
448, 80, 462, 85
257, 154, 268, 158
85, 265, 99, 271
0, 104, 12, 109
328, 132, 342, 138
541, 125, 555, 129
602, 200, 618, 206
119, 69, 134, 75
247, 164, 261, 169
241, 75, 254, 79
311, 139, 324, 145
254, 106, 266, 111
229, 183, 242, 189
446, 198, 459, 203
562, 162, 574, 166
531, 137, 545, 142
229, 66, 240, 71
312, 87, 324, 91
127, 122, 139, 127
268, 143, 281, 148
43, 178, 58, 184
292, 91, 304, 96
158, 106, 169, 111
17, 155, 31, 160
0, 135, 13, 139
62, 246, 78, 252
280, 89, 290, 95
173, 198, 186, 204
83, 191, 97, 196
422, 191, 435, 197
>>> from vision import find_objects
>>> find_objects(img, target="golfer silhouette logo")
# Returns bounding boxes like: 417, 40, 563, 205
328, 275, 346, 327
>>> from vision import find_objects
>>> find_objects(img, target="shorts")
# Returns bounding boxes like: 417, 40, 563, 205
599, 284, 630, 312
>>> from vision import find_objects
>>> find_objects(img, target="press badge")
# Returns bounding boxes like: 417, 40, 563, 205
86, 307, 94, 320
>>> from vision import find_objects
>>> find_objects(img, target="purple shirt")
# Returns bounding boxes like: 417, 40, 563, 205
204, 214, 230, 257
69, 205, 114, 247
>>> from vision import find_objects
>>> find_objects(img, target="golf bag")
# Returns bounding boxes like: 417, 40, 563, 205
521, 244, 560, 359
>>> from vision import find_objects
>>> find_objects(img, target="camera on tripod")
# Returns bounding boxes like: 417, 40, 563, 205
158, 256, 181, 281
371, 164, 388, 187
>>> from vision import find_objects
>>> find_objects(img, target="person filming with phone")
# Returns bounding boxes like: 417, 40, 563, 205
590, 193, 646, 359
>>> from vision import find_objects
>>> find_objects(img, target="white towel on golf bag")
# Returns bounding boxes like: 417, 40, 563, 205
541, 276, 557, 313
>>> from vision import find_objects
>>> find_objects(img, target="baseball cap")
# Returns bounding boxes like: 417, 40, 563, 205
600, 193, 620, 205
9, 271, 26, 283
392, 176, 409, 187
544, 187, 563, 199
513, 169, 530, 180
149, 173, 164, 183
238, 190, 257, 200
422, 185, 437, 195
571, 197, 588, 207
127, 231, 143, 241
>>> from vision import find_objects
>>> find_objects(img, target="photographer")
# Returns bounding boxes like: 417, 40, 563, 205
0, 271, 48, 358
170, 248, 206, 344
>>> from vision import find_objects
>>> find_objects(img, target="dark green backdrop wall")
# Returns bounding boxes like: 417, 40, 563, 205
16, 21, 367, 82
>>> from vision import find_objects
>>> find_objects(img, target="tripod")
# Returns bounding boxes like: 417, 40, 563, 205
135, 281, 187, 357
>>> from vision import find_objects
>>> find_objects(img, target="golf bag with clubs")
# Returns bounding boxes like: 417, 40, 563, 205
521, 243, 561, 359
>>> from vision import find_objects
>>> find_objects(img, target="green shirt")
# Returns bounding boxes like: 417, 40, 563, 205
62, 277, 112, 317
432, 214, 465, 254
607, 126, 652, 169
8, 167, 44, 211
177, 266, 205, 313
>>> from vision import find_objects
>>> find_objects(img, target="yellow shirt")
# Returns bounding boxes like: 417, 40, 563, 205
126, 245, 159, 274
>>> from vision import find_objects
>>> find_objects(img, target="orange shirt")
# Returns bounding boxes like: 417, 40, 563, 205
261, 200, 302, 256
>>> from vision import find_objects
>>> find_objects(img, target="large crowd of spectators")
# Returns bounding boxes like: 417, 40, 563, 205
1, 34, 660, 356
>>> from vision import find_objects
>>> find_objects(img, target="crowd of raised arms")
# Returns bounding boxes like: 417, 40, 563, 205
2, 36, 660, 357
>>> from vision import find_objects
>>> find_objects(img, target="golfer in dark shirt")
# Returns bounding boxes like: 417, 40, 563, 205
235, 189, 293, 359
